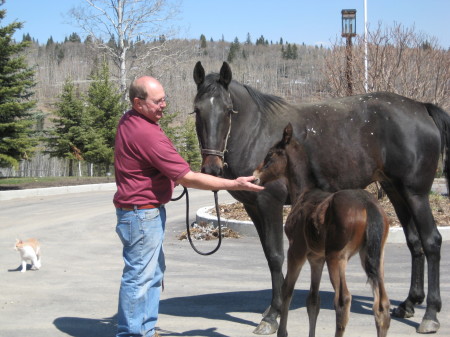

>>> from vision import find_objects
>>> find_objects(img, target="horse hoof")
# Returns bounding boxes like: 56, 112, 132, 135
253, 319, 278, 335
417, 319, 440, 334
391, 305, 414, 318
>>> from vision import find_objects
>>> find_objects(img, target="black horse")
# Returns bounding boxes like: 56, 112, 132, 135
192, 61, 449, 335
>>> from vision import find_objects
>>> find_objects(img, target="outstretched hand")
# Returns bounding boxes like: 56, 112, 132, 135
235, 176, 265, 192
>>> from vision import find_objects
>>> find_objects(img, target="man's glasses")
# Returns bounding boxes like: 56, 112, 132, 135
138, 96, 168, 106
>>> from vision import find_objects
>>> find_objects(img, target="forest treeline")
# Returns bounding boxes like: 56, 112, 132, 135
1, 8, 449, 177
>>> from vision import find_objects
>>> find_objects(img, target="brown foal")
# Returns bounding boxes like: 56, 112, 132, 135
253, 123, 391, 337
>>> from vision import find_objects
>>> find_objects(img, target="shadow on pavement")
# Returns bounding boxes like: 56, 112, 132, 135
54, 289, 417, 337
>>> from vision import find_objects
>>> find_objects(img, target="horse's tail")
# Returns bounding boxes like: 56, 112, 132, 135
425, 103, 450, 197
364, 202, 386, 288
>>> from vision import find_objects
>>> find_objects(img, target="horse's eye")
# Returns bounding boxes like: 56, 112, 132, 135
263, 153, 274, 167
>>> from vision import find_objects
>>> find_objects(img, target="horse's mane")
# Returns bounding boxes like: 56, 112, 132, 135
198, 73, 290, 117
242, 83, 289, 116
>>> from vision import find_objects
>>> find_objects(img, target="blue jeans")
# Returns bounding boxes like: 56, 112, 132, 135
115, 206, 166, 337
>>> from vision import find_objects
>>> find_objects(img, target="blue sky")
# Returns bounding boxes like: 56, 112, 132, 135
2, 0, 450, 48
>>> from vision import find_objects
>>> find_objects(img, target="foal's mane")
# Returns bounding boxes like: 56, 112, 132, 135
198, 73, 290, 117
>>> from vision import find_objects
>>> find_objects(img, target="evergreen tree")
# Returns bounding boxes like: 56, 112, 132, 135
200, 34, 207, 48
56, 45, 64, 64
179, 117, 201, 171
159, 112, 201, 172
199, 34, 208, 55
84, 59, 127, 174
46, 36, 54, 48
0, 8, 37, 168
227, 37, 241, 63
158, 109, 179, 144
256, 35, 268, 46
46, 78, 88, 176
282, 43, 298, 60
67, 32, 81, 43
245, 32, 252, 45
22, 33, 31, 42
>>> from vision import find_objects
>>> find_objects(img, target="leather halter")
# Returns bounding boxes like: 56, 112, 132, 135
201, 149, 225, 158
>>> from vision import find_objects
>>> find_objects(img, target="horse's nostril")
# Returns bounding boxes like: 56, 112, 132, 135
201, 165, 221, 177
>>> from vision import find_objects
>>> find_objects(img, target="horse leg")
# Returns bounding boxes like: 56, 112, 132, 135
402, 192, 442, 333
306, 256, 325, 337
277, 244, 308, 337
244, 200, 285, 335
327, 254, 351, 337
381, 184, 426, 318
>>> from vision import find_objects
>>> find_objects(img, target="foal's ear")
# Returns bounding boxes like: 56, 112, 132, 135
193, 61, 205, 87
282, 123, 294, 145
219, 62, 232, 89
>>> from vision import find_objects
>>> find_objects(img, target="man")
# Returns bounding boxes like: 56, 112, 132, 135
113, 76, 264, 337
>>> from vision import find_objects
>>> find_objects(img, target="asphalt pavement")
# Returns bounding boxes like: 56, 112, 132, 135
0, 185, 449, 337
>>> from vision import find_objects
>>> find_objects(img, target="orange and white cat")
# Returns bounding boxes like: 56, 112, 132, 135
15, 238, 41, 272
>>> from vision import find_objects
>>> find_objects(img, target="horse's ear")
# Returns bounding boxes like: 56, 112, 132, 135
219, 62, 232, 88
193, 61, 205, 87
282, 123, 293, 145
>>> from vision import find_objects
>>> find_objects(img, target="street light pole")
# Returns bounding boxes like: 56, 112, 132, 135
364, 0, 369, 92
341, 9, 357, 96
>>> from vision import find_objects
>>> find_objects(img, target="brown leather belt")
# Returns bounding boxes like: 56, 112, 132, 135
119, 204, 161, 211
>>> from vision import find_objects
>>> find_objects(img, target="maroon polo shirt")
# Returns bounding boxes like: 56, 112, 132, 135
113, 109, 190, 208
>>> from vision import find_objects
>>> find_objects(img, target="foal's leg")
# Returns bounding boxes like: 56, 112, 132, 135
360, 249, 391, 337
327, 254, 351, 337
307, 256, 325, 337
372, 274, 391, 336
277, 243, 307, 337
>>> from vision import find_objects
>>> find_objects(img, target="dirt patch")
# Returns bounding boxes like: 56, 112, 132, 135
178, 221, 241, 241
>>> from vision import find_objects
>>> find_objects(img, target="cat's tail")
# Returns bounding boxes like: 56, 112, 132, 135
35, 245, 42, 268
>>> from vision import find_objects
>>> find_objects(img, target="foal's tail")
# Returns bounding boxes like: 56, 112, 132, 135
426, 103, 450, 197
364, 203, 387, 287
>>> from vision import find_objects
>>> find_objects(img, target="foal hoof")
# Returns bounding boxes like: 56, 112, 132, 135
391, 305, 414, 318
253, 318, 278, 335
417, 319, 440, 334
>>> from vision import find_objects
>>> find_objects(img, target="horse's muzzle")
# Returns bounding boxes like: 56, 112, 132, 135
201, 155, 224, 177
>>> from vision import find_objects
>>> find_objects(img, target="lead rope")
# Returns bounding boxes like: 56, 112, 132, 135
171, 187, 222, 255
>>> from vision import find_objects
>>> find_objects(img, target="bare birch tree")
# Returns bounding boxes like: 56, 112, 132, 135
69, 0, 182, 96
322, 22, 449, 110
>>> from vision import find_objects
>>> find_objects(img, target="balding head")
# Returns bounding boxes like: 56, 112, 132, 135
129, 76, 167, 123
129, 76, 163, 104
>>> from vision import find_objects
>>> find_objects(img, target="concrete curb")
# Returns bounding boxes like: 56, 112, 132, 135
1, 182, 448, 243
196, 204, 450, 243
0, 183, 117, 201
